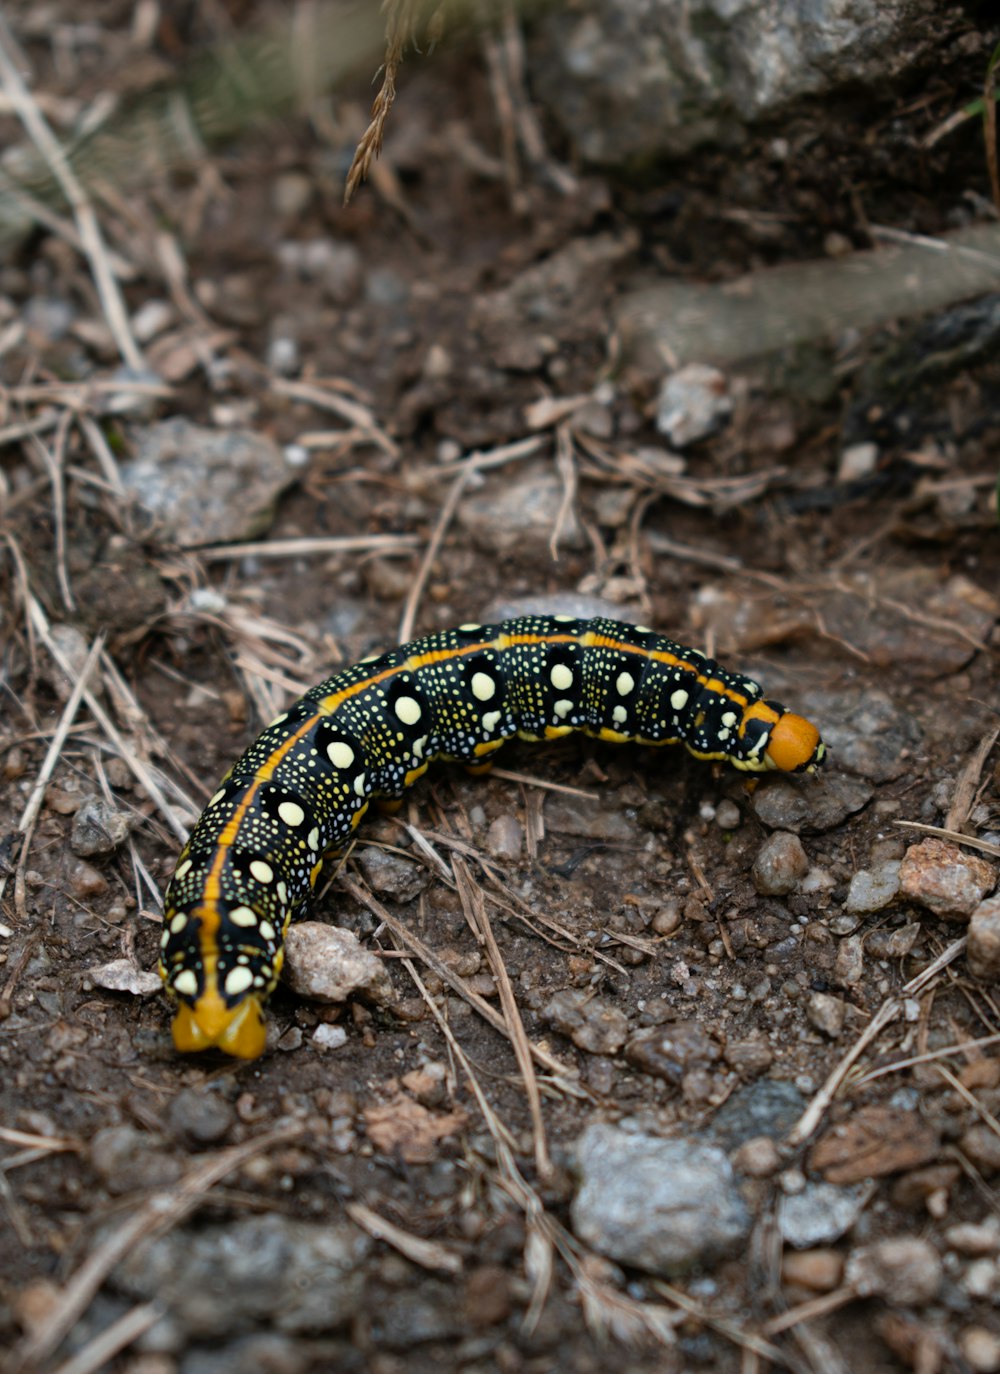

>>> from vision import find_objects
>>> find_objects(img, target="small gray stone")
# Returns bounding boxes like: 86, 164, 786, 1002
798, 687, 921, 784
283, 923, 394, 1006
85, 958, 162, 997
968, 897, 1000, 978
312, 1024, 349, 1052
846, 1236, 942, 1306
542, 988, 629, 1055
844, 862, 901, 914
731, 1135, 782, 1178
355, 847, 430, 903
779, 1182, 868, 1249
113, 1216, 371, 1336
750, 772, 873, 833
571, 1123, 751, 1275
710, 1079, 805, 1150
752, 831, 809, 895
123, 418, 295, 546
655, 364, 731, 447
70, 795, 131, 859
715, 799, 741, 830
166, 1088, 235, 1146
458, 466, 585, 555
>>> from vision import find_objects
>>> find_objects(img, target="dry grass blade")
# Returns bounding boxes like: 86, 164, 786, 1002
653, 1281, 807, 1373
198, 533, 419, 562
1, 634, 103, 921
340, 871, 577, 1082
344, 0, 420, 204
786, 936, 968, 1148
895, 819, 1000, 860
945, 726, 1000, 832
49, 1303, 164, 1374
985, 48, 999, 214
11, 1122, 305, 1370
851, 1030, 1000, 1089
453, 855, 551, 1179
398, 462, 475, 642
346, 1200, 463, 1273
0, 14, 144, 372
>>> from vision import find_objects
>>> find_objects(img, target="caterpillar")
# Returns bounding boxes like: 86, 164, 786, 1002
159, 615, 825, 1058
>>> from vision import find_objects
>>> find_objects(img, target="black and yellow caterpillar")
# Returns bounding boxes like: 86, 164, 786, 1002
160, 615, 825, 1058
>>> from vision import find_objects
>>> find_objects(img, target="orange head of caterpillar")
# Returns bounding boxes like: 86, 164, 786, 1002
735, 700, 825, 774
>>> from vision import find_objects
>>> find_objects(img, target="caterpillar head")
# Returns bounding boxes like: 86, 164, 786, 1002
736, 700, 825, 773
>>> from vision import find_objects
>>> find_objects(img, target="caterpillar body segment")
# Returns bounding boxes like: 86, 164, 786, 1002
159, 615, 825, 1058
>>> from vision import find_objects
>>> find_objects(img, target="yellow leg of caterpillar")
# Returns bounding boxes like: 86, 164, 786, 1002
465, 760, 496, 777
376, 798, 404, 815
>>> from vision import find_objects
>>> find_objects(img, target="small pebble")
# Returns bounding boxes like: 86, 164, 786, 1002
625, 1020, 721, 1085
968, 896, 1000, 978
542, 988, 629, 1055
283, 923, 394, 1006
67, 860, 109, 900
166, 1088, 235, 1145
846, 1237, 942, 1305
655, 363, 732, 447
715, 799, 741, 830
844, 862, 901, 914
731, 1135, 782, 1178
782, 1247, 845, 1292
70, 796, 130, 859
752, 831, 809, 895
485, 814, 523, 861
837, 441, 879, 482
832, 935, 864, 987
946, 1220, 1000, 1257
961, 1325, 1000, 1373
356, 848, 430, 903
313, 1024, 349, 1052
806, 992, 847, 1038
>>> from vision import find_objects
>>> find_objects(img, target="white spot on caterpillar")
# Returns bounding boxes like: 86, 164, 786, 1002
612, 705, 628, 725
175, 857, 194, 879
225, 966, 254, 997
173, 969, 198, 998
250, 859, 274, 884
553, 699, 574, 719
267, 712, 288, 730
748, 734, 767, 757
259, 920, 275, 941
169, 912, 188, 934
413, 735, 428, 759
717, 727, 731, 742
276, 881, 288, 906
307, 826, 320, 851
278, 800, 305, 827
553, 614, 575, 623
327, 741, 355, 770
635, 625, 653, 634
721, 711, 738, 728
616, 671, 635, 696
229, 905, 258, 927
395, 695, 422, 725
354, 771, 368, 797
471, 671, 496, 702
550, 663, 573, 691
459, 623, 481, 632
670, 688, 689, 711
482, 710, 501, 733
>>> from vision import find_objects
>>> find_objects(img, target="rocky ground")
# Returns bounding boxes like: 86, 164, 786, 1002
1, 3, 1000, 1373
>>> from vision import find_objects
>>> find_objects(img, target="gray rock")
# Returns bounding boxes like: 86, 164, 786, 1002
750, 772, 873, 833
282, 922, 395, 1006
710, 1079, 805, 1150
355, 847, 431, 903
458, 466, 585, 555
846, 1236, 943, 1306
485, 813, 524, 861
845, 861, 901, 914
531, 0, 939, 166
70, 795, 131, 859
543, 988, 629, 1055
165, 1089, 235, 1146
543, 793, 633, 843
798, 687, 921, 784
655, 364, 731, 447
113, 1215, 371, 1336
779, 1182, 868, 1248
806, 992, 847, 1038
123, 418, 295, 546
752, 831, 809, 895
84, 958, 162, 997
571, 1123, 751, 1274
